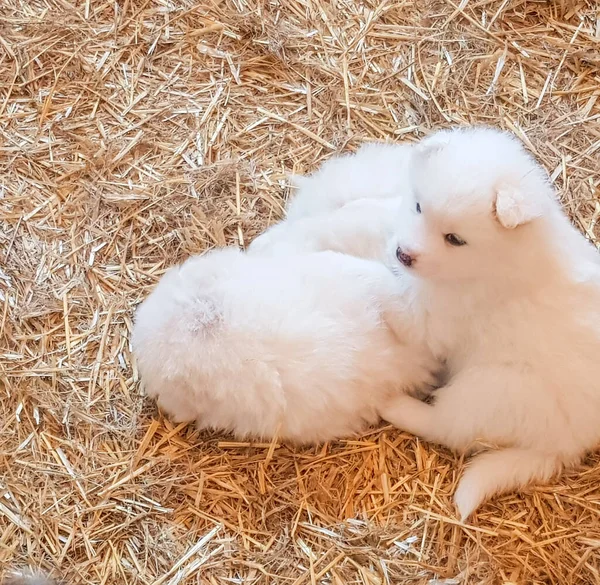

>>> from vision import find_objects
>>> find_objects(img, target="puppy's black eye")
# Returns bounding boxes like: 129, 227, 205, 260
445, 233, 467, 246
416, 202, 421, 214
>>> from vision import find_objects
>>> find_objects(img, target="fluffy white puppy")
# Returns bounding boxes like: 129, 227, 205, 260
132, 248, 437, 443
250, 141, 412, 260
248, 197, 404, 262
379, 126, 600, 519
285, 141, 412, 221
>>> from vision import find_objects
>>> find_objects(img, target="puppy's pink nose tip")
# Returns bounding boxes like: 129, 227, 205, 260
396, 246, 415, 267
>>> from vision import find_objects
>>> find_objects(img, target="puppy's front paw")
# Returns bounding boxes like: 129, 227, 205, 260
378, 393, 421, 428
377, 392, 441, 441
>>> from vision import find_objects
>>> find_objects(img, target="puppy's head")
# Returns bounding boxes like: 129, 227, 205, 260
391, 126, 555, 282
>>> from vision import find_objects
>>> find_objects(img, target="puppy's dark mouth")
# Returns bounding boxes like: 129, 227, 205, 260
396, 246, 415, 268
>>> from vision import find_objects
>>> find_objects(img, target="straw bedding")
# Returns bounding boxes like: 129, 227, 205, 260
1, 0, 599, 583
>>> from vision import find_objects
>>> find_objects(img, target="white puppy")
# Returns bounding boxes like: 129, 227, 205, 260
248, 197, 404, 262
250, 141, 412, 260
285, 141, 412, 222
379, 126, 600, 519
133, 248, 437, 443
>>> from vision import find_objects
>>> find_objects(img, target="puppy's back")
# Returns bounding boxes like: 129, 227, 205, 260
249, 197, 404, 261
286, 142, 412, 221
132, 248, 409, 441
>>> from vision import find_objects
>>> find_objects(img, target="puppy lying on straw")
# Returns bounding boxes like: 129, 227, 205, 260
249, 197, 403, 262
285, 141, 412, 222
249, 142, 411, 262
133, 248, 437, 443
379, 126, 600, 519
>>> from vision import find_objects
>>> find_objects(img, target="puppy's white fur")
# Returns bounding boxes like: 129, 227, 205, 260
285, 141, 412, 221
249, 197, 404, 262
133, 248, 437, 443
379, 126, 600, 519
250, 142, 412, 260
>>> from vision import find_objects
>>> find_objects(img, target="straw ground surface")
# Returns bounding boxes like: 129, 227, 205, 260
1, 0, 600, 583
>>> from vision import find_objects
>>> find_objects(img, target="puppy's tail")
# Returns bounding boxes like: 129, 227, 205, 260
454, 448, 563, 520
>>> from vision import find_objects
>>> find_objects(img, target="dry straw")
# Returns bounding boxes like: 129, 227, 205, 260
1, 0, 599, 583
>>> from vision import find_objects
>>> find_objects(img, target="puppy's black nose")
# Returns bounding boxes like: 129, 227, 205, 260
396, 246, 415, 267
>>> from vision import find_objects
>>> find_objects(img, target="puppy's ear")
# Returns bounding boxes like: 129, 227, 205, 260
493, 184, 543, 229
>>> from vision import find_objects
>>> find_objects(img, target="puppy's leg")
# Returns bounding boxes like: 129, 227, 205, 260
379, 369, 504, 453
381, 366, 555, 519
379, 393, 478, 453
